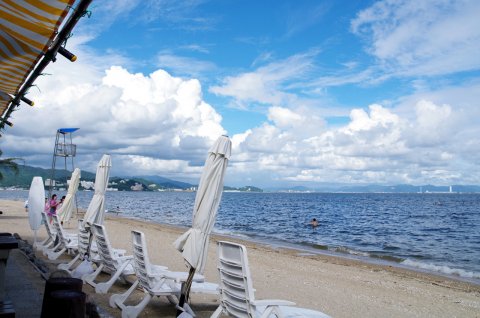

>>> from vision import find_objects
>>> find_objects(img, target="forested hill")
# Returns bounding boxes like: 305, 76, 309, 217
0, 165, 264, 192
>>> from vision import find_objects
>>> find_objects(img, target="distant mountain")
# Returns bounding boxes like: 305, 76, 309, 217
334, 184, 480, 193
267, 184, 480, 193
138, 175, 194, 190
0, 165, 95, 188
3, 165, 477, 193
0, 165, 264, 192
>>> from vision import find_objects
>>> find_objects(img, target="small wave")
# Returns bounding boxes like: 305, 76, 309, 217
213, 228, 251, 239
401, 259, 480, 279
332, 246, 370, 257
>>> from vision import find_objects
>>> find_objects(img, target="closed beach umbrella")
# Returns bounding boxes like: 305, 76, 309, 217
82, 154, 111, 226
174, 135, 231, 311
28, 176, 45, 243
57, 168, 81, 223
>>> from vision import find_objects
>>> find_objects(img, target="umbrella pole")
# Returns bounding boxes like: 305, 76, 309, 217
176, 266, 195, 317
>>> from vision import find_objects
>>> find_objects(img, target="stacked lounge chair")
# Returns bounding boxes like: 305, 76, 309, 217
34, 212, 57, 253
44, 215, 78, 260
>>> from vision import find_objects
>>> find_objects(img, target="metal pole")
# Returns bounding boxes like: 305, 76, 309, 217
49, 131, 60, 199
176, 267, 195, 317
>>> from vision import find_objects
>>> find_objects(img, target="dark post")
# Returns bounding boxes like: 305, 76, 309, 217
40, 277, 83, 318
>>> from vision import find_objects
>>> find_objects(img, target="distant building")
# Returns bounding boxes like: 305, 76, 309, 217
130, 183, 144, 191
44, 179, 56, 186
80, 180, 94, 190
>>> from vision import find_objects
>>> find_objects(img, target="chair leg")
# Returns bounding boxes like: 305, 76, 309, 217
211, 306, 223, 318
167, 295, 179, 305
58, 253, 80, 271
260, 306, 284, 318
46, 246, 66, 260
34, 238, 50, 250
36, 240, 54, 253
43, 241, 61, 256
95, 260, 131, 294
183, 303, 196, 317
83, 263, 104, 287
122, 293, 152, 318
67, 247, 77, 255
109, 280, 139, 308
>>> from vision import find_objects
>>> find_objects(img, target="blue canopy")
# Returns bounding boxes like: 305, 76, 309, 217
58, 128, 79, 134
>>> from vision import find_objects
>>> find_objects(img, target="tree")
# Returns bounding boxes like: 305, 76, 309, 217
0, 149, 19, 180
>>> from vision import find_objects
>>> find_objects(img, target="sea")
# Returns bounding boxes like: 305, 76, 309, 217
1, 190, 479, 285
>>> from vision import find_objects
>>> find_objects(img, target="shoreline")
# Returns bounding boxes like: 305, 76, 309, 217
115, 212, 480, 287
5, 190, 479, 284
2, 199, 480, 317
107, 212, 480, 291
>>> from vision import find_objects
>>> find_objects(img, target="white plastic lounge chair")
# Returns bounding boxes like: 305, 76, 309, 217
57, 219, 97, 273
82, 223, 135, 294
57, 219, 127, 275
109, 230, 218, 318
212, 241, 331, 318
34, 212, 56, 253
44, 215, 79, 260
52, 213, 77, 238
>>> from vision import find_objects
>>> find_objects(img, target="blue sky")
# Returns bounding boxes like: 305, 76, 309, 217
2, 0, 480, 188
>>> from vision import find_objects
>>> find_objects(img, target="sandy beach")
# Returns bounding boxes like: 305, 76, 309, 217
1, 199, 479, 317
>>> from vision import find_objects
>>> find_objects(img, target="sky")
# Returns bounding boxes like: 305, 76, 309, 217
1, 0, 480, 188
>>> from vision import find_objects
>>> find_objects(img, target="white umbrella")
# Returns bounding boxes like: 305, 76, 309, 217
174, 135, 231, 312
57, 168, 81, 223
28, 176, 45, 244
82, 154, 112, 227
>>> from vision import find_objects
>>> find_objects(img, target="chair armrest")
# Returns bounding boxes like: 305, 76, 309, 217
159, 271, 205, 283
116, 255, 134, 261
150, 264, 169, 273
112, 248, 126, 257
251, 299, 296, 306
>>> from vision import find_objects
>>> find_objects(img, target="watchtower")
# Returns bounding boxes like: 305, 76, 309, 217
48, 128, 79, 197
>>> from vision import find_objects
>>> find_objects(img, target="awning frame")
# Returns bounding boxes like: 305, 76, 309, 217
0, 0, 93, 132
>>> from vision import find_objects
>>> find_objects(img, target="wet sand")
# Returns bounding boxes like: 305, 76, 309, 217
1, 199, 479, 317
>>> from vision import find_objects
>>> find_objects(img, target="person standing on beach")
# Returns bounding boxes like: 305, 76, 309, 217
44, 197, 49, 215
57, 196, 65, 210
48, 194, 58, 223
57, 195, 66, 225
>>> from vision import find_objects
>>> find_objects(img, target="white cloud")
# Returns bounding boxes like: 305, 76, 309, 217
1, 42, 225, 178
228, 97, 480, 187
210, 51, 317, 108
1, 23, 479, 188
351, 0, 480, 76
284, 2, 331, 38
156, 53, 216, 78
141, 0, 217, 30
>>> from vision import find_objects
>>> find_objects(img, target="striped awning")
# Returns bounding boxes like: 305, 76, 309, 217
0, 0, 75, 117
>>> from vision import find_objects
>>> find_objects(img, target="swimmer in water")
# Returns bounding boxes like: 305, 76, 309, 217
310, 218, 319, 227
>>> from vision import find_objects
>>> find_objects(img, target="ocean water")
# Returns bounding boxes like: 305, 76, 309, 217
2, 190, 479, 284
